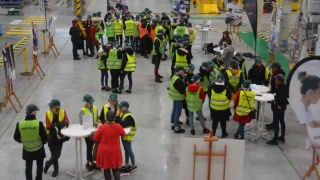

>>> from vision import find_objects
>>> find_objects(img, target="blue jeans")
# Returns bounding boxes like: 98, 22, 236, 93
170, 100, 183, 127
236, 123, 245, 139
100, 70, 109, 87
122, 139, 135, 165
189, 110, 206, 129
120, 72, 132, 91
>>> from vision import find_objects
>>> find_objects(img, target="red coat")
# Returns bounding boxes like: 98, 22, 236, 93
93, 123, 126, 169
90, 25, 100, 46
233, 91, 251, 124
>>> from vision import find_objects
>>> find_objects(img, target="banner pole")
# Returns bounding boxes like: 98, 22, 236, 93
42, 29, 47, 54
20, 48, 30, 76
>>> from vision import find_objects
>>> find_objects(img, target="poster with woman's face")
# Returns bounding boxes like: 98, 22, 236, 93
287, 56, 320, 156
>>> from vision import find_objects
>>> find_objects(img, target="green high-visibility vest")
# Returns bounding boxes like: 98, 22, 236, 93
124, 20, 134, 36
124, 53, 136, 72
106, 22, 115, 38
155, 25, 163, 35
168, 75, 184, 100
121, 113, 136, 141
97, 21, 105, 35
185, 88, 203, 112
81, 106, 98, 127
169, 42, 175, 60
199, 74, 213, 92
227, 70, 241, 88
174, 51, 188, 69
18, 120, 43, 152
46, 109, 65, 134
114, 20, 123, 35
170, 26, 176, 40
97, 55, 107, 70
152, 37, 163, 55
210, 89, 230, 110
133, 22, 139, 37
176, 26, 187, 36
235, 91, 256, 116
107, 49, 122, 69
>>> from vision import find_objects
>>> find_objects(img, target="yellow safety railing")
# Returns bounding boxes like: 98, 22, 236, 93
190, 0, 220, 14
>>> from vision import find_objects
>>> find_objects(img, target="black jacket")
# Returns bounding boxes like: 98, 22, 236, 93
273, 84, 289, 108
248, 64, 270, 86
184, 72, 194, 85
14, 115, 47, 160
115, 113, 136, 128
120, 48, 135, 71
172, 75, 186, 94
69, 26, 81, 44
270, 69, 285, 93
219, 36, 232, 47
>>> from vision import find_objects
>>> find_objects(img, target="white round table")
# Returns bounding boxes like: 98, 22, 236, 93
61, 124, 96, 180
213, 47, 237, 56
247, 93, 275, 142
251, 84, 270, 94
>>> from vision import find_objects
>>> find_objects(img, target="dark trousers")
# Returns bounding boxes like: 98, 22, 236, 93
110, 69, 121, 89
120, 72, 133, 91
140, 36, 148, 56
115, 35, 123, 46
86, 39, 95, 55
72, 41, 79, 59
154, 55, 162, 79
187, 45, 193, 63
133, 37, 140, 51
147, 38, 152, 53
47, 142, 63, 170
211, 109, 227, 136
183, 100, 189, 118
26, 158, 43, 180
273, 108, 286, 141
107, 37, 115, 43
85, 137, 94, 162
99, 34, 104, 45
125, 36, 134, 47
101, 69, 109, 87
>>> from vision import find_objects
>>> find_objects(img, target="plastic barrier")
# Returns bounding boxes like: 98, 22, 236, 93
191, 0, 219, 14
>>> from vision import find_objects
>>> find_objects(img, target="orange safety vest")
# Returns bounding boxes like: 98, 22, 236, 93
151, 28, 156, 42
139, 23, 148, 38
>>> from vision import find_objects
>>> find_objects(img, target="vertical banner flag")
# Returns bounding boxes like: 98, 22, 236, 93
287, 56, 320, 156
31, 24, 39, 54
242, 0, 258, 42
2, 44, 16, 85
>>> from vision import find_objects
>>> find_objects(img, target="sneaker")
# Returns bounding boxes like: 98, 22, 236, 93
267, 140, 278, 145
112, 89, 122, 94
101, 86, 106, 90
52, 169, 59, 177
277, 137, 285, 142
266, 123, 274, 130
83, 52, 88, 56
178, 121, 183, 125
105, 87, 112, 91
221, 133, 229, 138
125, 165, 137, 173
126, 90, 132, 93
190, 129, 195, 135
203, 128, 210, 134
155, 79, 163, 83
158, 75, 163, 79
95, 55, 99, 59
234, 133, 238, 139
174, 127, 185, 133
73, 57, 81, 60
171, 125, 181, 130
44, 161, 50, 174
144, 55, 149, 59
86, 163, 92, 171
120, 165, 129, 173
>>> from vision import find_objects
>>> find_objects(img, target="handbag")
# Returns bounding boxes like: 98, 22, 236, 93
243, 91, 257, 120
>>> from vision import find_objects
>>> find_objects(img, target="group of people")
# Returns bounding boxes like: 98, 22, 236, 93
14, 93, 137, 180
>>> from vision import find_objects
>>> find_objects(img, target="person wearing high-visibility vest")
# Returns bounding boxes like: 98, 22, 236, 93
174, 19, 189, 36
150, 19, 157, 42
84, 15, 95, 57
138, 18, 149, 59
169, 34, 181, 61
120, 43, 136, 93
14, 104, 47, 180
99, 93, 119, 123
106, 41, 123, 94
172, 41, 188, 77
169, 66, 186, 133
187, 22, 195, 61
161, 12, 171, 24
79, 94, 99, 171
183, 63, 195, 126
97, 43, 112, 92
224, 59, 244, 100
208, 74, 232, 137
115, 101, 138, 173
248, 57, 270, 86
212, 51, 225, 72
234, 52, 247, 79
105, 15, 115, 43
114, 14, 123, 47
207, 61, 217, 85
43, 99, 70, 177
169, 18, 178, 47
96, 11, 105, 45
185, 74, 210, 135
233, 80, 256, 139
93, 20, 104, 59
133, 15, 140, 52
152, 29, 165, 83
198, 61, 213, 100
124, 15, 134, 48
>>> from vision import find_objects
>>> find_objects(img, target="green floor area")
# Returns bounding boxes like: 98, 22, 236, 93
240, 32, 290, 76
